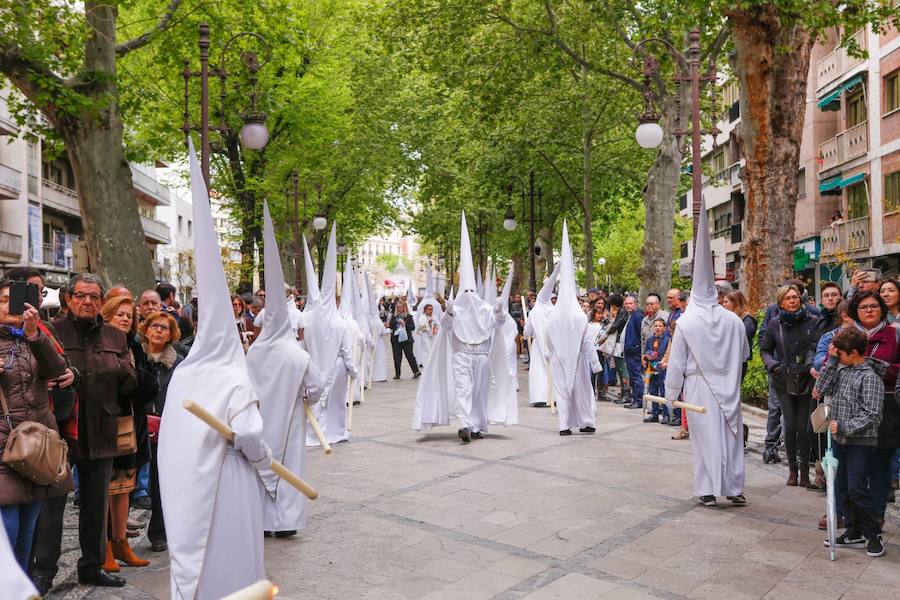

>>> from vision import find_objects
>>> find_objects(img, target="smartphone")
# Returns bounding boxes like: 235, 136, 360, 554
9, 281, 40, 315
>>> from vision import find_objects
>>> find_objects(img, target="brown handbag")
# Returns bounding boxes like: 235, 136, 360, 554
116, 408, 137, 456
1, 385, 69, 486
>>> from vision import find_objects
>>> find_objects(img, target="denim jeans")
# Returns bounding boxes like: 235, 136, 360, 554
1, 499, 44, 569
133, 462, 150, 499
764, 380, 784, 450
648, 374, 669, 419
834, 443, 880, 538
624, 352, 644, 405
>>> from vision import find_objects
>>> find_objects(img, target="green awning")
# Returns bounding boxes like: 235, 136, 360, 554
816, 74, 865, 111
840, 172, 865, 187
819, 176, 843, 193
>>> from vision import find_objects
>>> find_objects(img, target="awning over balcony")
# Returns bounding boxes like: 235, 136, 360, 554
819, 172, 865, 195
817, 74, 865, 111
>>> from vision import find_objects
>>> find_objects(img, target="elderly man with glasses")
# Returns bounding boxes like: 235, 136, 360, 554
48, 273, 137, 588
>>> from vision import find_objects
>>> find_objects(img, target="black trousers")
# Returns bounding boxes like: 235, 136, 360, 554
148, 442, 165, 543
779, 391, 813, 471
30, 493, 68, 582
391, 338, 418, 377
74, 457, 112, 577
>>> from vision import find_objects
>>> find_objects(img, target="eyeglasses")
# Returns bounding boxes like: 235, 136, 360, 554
148, 323, 170, 331
858, 304, 881, 312
71, 292, 102, 302
255, 292, 266, 297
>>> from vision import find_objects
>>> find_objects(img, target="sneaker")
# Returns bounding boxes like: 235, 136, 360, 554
457, 428, 471, 444
866, 534, 885, 557
532, 402, 547, 408
699, 495, 716, 507
824, 532, 866, 549
579, 426, 596, 434
470, 431, 484, 440
659, 416, 670, 425
669, 418, 682, 426
726, 495, 747, 506
642, 415, 658, 423
559, 429, 572, 436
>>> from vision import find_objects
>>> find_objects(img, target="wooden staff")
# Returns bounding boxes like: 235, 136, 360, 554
644, 394, 707, 414
182, 400, 318, 500
304, 403, 332, 455
221, 580, 278, 600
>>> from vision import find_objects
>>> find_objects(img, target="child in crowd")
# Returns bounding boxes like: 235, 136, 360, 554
642, 317, 670, 424
814, 328, 885, 558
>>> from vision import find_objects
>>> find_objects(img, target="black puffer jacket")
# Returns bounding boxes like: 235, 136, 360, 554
759, 308, 820, 386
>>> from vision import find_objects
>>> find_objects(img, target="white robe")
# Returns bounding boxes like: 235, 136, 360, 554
416, 313, 439, 369
308, 324, 356, 446
371, 323, 388, 382
523, 317, 558, 407
0, 519, 38, 600
502, 315, 519, 390
664, 326, 747, 497
548, 326, 601, 431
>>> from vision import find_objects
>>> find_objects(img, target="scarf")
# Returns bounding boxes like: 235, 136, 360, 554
778, 305, 808, 324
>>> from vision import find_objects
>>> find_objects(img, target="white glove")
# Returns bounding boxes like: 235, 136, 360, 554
494, 298, 504, 314
348, 366, 358, 380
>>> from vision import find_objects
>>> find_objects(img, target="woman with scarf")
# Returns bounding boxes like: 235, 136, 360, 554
99, 295, 158, 570
389, 301, 420, 380
760, 284, 820, 487
847, 291, 900, 523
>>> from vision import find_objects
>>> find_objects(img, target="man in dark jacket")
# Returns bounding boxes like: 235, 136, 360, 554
50, 273, 136, 588
622, 295, 645, 409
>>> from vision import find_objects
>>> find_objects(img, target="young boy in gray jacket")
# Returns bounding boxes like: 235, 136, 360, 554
814, 328, 885, 557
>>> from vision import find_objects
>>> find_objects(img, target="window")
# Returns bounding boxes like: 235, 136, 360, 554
178, 215, 183, 232
847, 182, 868, 219
797, 168, 806, 197
712, 151, 726, 174
710, 204, 732, 238
187, 220, 192, 236
886, 70, 900, 114
885, 171, 900, 212
846, 88, 867, 127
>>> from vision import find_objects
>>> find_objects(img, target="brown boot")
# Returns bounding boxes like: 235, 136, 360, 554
103, 541, 121, 573
799, 469, 811, 488
786, 467, 798, 487
111, 539, 150, 567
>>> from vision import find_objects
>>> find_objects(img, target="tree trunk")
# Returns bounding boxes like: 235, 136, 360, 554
535, 224, 554, 284
510, 251, 525, 295
581, 62, 595, 289
638, 97, 681, 301
728, 5, 812, 312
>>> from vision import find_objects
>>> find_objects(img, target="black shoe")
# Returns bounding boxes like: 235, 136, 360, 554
149, 540, 168, 552
699, 495, 716, 507
264, 531, 273, 537
532, 402, 547, 408
273, 530, 297, 539
393, 375, 400, 380
559, 429, 572, 436
669, 418, 682, 426
352, 400, 361, 406
458, 428, 471, 443
866, 534, 885, 557
613, 397, 628, 404
31, 575, 52, 596
131, 496, 151, 510
73, 494, 80, 508
642, 415, 658, 423
763, 447, 781, 464
625, 402, 642, 409
824, 532, 866, 549
471, 431, 484, 439
659, 416, 670, 425
579, 427, 595, 434
78, 571, 126, 587
413, 371, 421, 379
726, 495, 747, 506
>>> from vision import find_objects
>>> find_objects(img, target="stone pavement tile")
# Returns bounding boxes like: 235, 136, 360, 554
587, 553, 651, 580
526, 531, 593, 559
519, 572, 617, 599
441, 566, 522, 600
597, 586, 664, 600
489, 555, 550, 579
490, 517, 568, 547
411, 556, 483, 582
695, 557, 789, 598
839, 580, 900, 600
633, 566, 706, 596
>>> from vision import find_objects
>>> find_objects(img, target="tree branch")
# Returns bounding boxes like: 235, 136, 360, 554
116, 0, 184, 56
536, 149, 581, 205
0, 42, 67, 127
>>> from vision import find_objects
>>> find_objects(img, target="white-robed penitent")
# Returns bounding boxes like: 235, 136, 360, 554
247, 203, 325, 534
414, 264, 443, 370
412, 213, 516, 436
305, 224, 357, 446
368, 278, 389, 383
664, 195, 749, 499
342, 256, 367, 405
497, 265, 520, 390
523, 263, 560, 406
546, 222, 601, 432
159, 140, 276, 600
1, 521, 38, 600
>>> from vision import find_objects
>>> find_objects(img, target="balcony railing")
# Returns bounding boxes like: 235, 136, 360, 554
130, 165, 170, 206
140, 214, 171, 244
0, 163, 21, 199
0, 231, 22, 258
816, 29, 867, 92
42, 180, 79, 216
818, 121, 868, 172
821, 216, 870, 257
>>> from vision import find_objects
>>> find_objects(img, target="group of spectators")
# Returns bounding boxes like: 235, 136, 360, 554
0, 269, 194, 592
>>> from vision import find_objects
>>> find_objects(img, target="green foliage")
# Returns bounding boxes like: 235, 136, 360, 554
740, 311, 768, 407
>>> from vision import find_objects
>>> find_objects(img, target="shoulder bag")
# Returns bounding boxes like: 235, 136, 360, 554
116, 406, 137, 456
1, 385, 69, 486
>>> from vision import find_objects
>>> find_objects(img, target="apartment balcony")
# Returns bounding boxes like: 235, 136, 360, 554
820, 216, 870, 258
130, 164, 170, 206
816, 29, 867, 92
0, 163, 21, 199
42, 180, 80, 216
141, 215, 171, 244
0, 231, 22, 259
818, 122, 868, 172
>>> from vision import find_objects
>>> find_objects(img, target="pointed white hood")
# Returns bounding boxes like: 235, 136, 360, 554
451, 212, 494, 344
500, 263, 514, 310
546, 221, 587, 395
304, 222, 344, 389
340, 254, 355, 321
159, 139, 258, 600
246, 202, 311, 469
484, 265, 498, 305
425, 262, 435, 297
475, 267, 485, 299
302, 234, 319, 310
407, 284, 416, 310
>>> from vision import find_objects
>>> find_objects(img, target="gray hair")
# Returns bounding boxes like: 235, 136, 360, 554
67, 273, 105, 296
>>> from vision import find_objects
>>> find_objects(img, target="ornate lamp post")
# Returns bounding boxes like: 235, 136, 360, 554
182, 23, 271, 188
632, 29, 719, 241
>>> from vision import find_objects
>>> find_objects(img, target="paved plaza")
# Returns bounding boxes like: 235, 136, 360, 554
48, 362, 899, 600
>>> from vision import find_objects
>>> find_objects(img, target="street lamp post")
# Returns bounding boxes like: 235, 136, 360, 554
182, 23, 271, 188
632, 29, 718, 242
